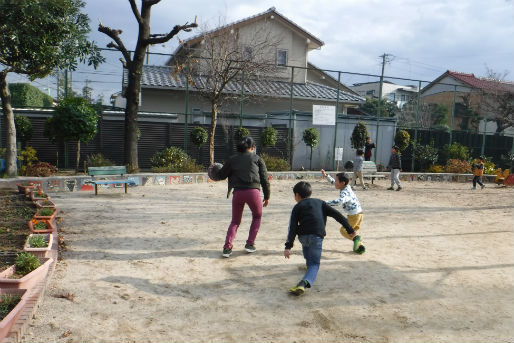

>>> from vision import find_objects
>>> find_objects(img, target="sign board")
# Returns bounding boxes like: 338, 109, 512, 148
312, 105, 335, 125
335, 147, 344, 161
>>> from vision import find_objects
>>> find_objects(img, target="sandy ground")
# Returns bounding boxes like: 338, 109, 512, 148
21, 178, 514, 343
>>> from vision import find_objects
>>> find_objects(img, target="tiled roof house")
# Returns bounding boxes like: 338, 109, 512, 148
421, 70, 514, 133
130, 7, 364, 117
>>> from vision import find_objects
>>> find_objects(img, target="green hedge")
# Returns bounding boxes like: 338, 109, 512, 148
9, 83, 53, 108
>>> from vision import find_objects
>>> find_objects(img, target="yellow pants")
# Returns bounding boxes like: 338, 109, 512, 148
340, 213, 363, 240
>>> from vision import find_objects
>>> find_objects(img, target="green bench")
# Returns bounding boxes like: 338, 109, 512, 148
88, 166, 136, 195
360, 161, 386, 184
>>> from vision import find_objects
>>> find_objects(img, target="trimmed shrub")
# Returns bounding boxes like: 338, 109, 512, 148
151, 146, 203, 173
234, 127, 250, 142
351, 121, 369, 149
444, 159, 471, 173
261, 127, 277, 148
190, 126, 208, 148
427, 164, 444, 173
394, 130, 410, 152
440, 142, 470, 164
261, 153, 290, 171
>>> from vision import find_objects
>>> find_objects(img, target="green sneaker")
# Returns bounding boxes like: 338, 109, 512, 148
289, 280, 308, 296
355, 245, 366, 254
222, 248, 232, 258
352, 235, 362, 252
244, 244, 256, 253
289, 285, 305, 296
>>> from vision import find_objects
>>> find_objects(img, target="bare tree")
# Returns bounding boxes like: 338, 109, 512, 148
98, 0, 197, 171
173, 18, 281, 164
480, 68, 514, 133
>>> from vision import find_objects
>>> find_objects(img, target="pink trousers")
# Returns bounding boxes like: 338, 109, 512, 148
223, 188, 262, 250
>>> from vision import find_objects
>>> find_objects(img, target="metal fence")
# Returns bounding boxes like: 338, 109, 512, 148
1, 49, 513, 171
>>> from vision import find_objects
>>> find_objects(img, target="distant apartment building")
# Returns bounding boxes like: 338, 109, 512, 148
350, 80, 418, 108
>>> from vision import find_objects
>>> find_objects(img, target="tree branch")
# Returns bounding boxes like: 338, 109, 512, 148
129, 0, 143, 25
98, 23, 132, 66
146, 21, 198, 45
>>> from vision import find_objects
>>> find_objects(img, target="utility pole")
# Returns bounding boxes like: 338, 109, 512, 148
375, 53, 393, 162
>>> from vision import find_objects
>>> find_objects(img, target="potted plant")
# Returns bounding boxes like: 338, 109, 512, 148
28, 219, 55, 234
23, 234, 53, 258
0, 253, 53, 289
33, 207, 57, 222
30, 187, 50, 202
0, 289, 28, 341
34, 199, 56, 209
16, 181, 36, 196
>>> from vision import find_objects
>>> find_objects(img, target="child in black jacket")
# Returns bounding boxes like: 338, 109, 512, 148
284, 181, 356, 296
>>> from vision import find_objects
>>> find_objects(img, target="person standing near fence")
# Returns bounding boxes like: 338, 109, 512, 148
211, 136, 271, 258
387, 145, 402, 191
364, 137, 376, 161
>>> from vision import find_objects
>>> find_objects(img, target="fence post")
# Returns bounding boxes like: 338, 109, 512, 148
288, 67, 295, 168
239, 70, 244, 127
481, 121, 486, 156
184, 64, 189, 152
450, 85, 456, 145
332, 71, 341, 170
411, 80, 422, 171
374, 79, 384, 163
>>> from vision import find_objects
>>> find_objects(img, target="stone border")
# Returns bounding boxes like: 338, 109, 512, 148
0, 171, 497, 193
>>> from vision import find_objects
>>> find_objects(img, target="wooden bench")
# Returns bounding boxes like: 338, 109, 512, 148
88, 166, 136, 195
359, 161, 386, 184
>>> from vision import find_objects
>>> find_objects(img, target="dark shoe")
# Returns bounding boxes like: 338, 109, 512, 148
244, 244, 256, 253
222, 248, 232, 258
480, 184, 485, 190
352, 235, 362, 252
396, 187, 402, 191
355, 245, 366, 254
387, 187, 394, 190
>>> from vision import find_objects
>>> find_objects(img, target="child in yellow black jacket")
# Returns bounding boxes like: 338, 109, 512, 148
472, 156, 485, 190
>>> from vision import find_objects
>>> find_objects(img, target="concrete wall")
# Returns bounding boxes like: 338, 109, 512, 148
0, 172, 498, 194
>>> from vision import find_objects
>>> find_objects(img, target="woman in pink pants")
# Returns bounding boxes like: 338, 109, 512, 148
212, 136, 270, 258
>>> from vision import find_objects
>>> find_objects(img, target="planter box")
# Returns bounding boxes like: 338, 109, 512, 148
0, 257, 53, 289
23, 234, 53, 258
33, 207, 57, 222
34, 199, 56, 209
28, 219, 55, 234
16, 183, 36, 196
29, 191, 50, 202
0, 289, 28, 341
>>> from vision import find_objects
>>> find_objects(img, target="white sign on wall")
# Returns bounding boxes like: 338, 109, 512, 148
312, 105, 336, 125
335, 147, 344, 161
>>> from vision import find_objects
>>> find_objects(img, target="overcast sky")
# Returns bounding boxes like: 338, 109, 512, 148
8, 0, 514, 102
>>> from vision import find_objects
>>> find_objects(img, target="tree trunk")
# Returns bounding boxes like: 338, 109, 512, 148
309, 146, 313, 170
75, 140, 81, 172
124, 52, 146, 172
209, 101, 218, 164
0, 71, 17, 177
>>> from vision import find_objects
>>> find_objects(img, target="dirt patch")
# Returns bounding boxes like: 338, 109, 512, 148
21, 179, 514, 343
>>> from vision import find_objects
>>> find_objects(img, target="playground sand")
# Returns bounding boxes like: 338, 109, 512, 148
22, 179, 514, 343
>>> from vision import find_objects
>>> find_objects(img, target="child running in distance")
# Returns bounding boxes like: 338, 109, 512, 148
320, 170, 366, 254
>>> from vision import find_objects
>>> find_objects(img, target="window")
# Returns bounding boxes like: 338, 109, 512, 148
366, 90, 374, 96
277, 49, 287, 66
